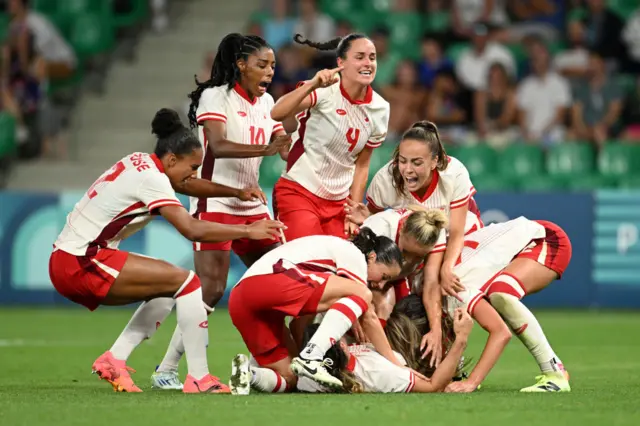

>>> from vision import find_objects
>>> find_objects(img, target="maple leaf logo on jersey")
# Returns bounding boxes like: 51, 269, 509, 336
199, 321, 209, 329
237, 111, 247, 117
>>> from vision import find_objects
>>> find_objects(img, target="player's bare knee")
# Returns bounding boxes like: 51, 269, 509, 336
201, 282, 225, 307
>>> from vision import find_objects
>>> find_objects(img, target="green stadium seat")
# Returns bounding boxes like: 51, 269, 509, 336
423, 11, 451, 34
320, 0, 355, 21
0, 113, 17, 158
70, 13, 115, 59
386, 13, 423, 59
517, 174, 566, 191
0, 13, 9, 43
618, 175, 640, 189
248, 10, 271, 24
259, 155, 285, 188
57, 0, 109, 17
473, 174, 514, 192
498, 144, 544, 180
546, 143, 595, 178
445, 43, 470, 63
452, 145, 498, 179
31, 0, 58, 16
565, 173, 614, 191
369, 142, 395, 175
598, 143, 640, 179
608, 0, 638, 20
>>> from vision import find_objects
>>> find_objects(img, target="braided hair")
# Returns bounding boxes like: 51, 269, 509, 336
187, 33, 270, 128
293, 33, 369, 59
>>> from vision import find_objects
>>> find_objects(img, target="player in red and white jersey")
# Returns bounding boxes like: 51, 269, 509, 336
295, 309, 472, 393
226, 229, 402, 394
438, 217, 572, 393
270, 33, 390, 241
49, 108, 284, 394
148, 34, 291, 389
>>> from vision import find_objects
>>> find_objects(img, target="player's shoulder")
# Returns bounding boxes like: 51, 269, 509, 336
441, 155, 469, 177
201, 85, 230, 102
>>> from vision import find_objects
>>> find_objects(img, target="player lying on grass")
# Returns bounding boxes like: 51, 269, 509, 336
384, 217, 570, 393
226, 229, 405, 394
292, 307, 472, 393
49, 108, 285, 394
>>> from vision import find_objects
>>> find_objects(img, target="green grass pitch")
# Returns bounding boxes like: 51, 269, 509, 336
1, 308, 639, 426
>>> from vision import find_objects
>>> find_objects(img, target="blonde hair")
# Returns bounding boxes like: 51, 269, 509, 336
401, 206, 449, 250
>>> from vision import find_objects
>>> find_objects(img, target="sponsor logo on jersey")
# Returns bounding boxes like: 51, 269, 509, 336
336, 109, 347, 116
237, 111, 247, 117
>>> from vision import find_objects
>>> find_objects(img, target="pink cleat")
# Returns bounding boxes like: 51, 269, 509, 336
183, 374, 231, 394
91, 351, 142, 393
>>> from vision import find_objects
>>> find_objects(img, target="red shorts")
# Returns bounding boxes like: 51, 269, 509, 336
273, 178, 347, 241
193, 211, 280, 254
228, 261, 330, 365
515, 220, 572, 278
49, 248, 129, 311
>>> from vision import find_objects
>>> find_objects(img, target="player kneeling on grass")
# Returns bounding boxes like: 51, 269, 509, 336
49, 108, 284, 394
436, 217, 572, 393
295, 307, 472, 393
227, 229, 404, 394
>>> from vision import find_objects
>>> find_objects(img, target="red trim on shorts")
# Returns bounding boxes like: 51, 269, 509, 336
233, 82, 257, 105
286, 109, 311, 172
411, 171, 439, 203
197, 130, 215, 213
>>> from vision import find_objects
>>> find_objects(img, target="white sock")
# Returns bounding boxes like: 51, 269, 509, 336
174, 272, 209, 380
301, 296, 368, 360
109, 298, 175, 361
157, 302, 213, 373
489, 292, 565, 374
250, 367, 287, 392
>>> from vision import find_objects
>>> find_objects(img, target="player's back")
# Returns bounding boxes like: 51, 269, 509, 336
192, 85, 282, 215
284, 82, 390, 200
348, 344, 415, 393
240, 234, 367, 283
55, 152, 179, 256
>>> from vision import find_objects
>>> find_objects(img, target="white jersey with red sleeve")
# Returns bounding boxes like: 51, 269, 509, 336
366, 156, 482, 235
54, 152, 183, 256
362, 209, 447, 254
446, 217, 546, 315
347, 344, 416, 393
191, 83, 284, 216
282, 81, 390, 200
238, 235, 367, 285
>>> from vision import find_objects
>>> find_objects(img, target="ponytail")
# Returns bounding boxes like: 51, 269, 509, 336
390, 121, 449, 196
294, 33, 369, 59
352, 227, 402, 267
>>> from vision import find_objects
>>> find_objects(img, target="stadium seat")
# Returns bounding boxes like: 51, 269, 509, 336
472, 174, 514, 192
498, 144, 544, 180
618, 175, 640, 189
386, 13, 423, 59
31, 0, 58, 16
598, 143, 640, 180
546, 143, 595, 178
0, 113, 17, 158
70, 13, 115, 59
517, 174, 566, 191
608, 0, 638, 19
423, 11, 450, 34
259, 156, 285, 188
445, 43, 470, 63
320, 0, 355, 21
452, 145, 498, 178
369, 142, 395, 174
57, 0, 109, 17
565, 173, 614, 191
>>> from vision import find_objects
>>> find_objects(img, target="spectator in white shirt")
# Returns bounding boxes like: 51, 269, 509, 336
293, 0, 335, 45
455, 23, 516, 91
516, 38, 571, 145
452, 0, 509, 39
553, 20, 590, 79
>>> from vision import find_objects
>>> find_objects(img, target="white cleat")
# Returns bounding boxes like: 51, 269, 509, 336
291, 357, 343, 390
150, 369, 184, 390
229, 354, 251, 396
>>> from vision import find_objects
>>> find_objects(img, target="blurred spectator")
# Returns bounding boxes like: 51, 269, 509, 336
381, 60, 427, 139
246, 20, 265, 38
474, 62, 518, 148
293, 0, 335, 43
553, 20, 589, 79
452, 0, 509, 40
622, 10, 640, 73
569, 51, 622, 149
150, 0, 169, 33
370, 28, 400, 89
516, 39, 571, 145
335, 20, 354, 38
425, 69, 472, 144
263, 0, 295, 50
417, 36, 453, 88
455, 24, 515, 91
395, 0, 419, 12
506, 0, 564, 43
621, 77, 640, 142
7, 0, 77, 82
270, 43, 309, 100
582, 0, 625, 63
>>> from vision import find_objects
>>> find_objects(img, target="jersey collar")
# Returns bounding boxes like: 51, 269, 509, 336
410, 170, 439, 203
234, 82, 257, 105
340, 82, 373, 105
150, 153, 166, 173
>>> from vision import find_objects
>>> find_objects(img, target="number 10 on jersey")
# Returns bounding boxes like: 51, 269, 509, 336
249, 126, 266, 145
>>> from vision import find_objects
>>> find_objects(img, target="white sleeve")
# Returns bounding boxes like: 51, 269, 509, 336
366, 103, 389, 149
450, 162, 474, 210
366, 164, 399, 211
430, 229, 447, 253
137, 173, 183, 213
335, 241, 368, 285
196, 88, 227, 125
296, 81, 333, 111
367, 358, 416, 393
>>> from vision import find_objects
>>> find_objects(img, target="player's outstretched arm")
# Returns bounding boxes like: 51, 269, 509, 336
159, 205, 284, 242
204, 120, 288, 158
420, 251, 445, 367
360, 305, 404, 367
175, 179, 268, 205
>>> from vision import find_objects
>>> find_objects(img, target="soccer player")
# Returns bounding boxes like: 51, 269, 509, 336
295, 308, 472, 394
150, 33, 291, 389
270, 33, 390, 241
345, 120, 482, 366
440, 217, 572, 393
226, 229, 402, 394
49, 108, 285, 394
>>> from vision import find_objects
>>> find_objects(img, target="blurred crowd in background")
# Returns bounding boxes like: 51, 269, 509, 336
224, 0, 640, 151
